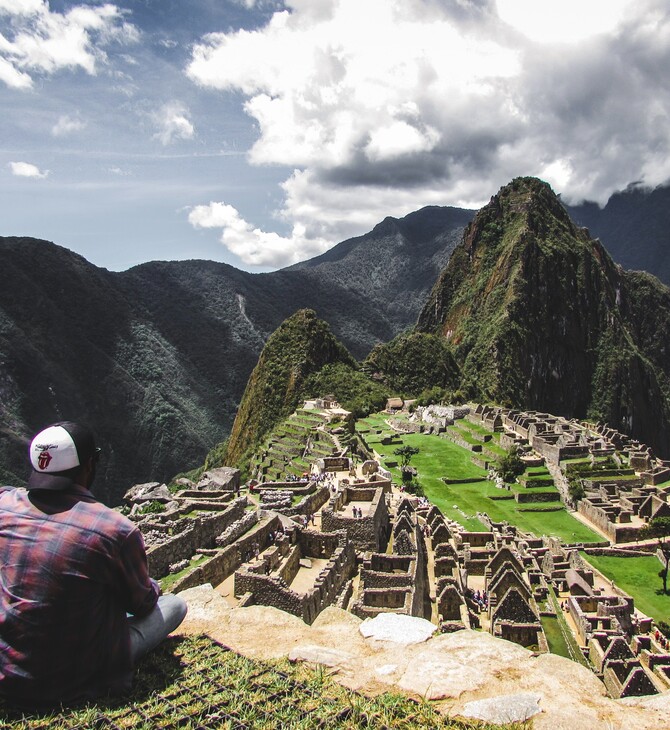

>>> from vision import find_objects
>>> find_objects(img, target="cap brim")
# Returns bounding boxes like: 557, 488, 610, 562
27, 470, 77, 491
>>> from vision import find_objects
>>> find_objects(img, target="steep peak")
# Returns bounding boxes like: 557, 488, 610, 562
462, 176, 582, 258
222, 309, 355, 469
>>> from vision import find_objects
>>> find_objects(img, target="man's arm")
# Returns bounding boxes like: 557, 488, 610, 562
117, 528, 160, 617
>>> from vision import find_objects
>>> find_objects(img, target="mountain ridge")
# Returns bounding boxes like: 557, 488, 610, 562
0, 205, 468, 502
2, 179, 670, 500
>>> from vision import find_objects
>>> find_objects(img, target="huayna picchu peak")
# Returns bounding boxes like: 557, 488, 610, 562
417, 177, 670, 457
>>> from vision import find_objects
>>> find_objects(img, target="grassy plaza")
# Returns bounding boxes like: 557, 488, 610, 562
580, 552, 670, 623
357, 413, 602, 543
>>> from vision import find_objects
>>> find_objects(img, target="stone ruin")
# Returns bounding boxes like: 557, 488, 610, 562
467, 402, 670, 544
350, 498, 429, 620
234, 527, 356, 625
578, 478, 670, 543
426, 506, 472, 630
485, 547, 544, 649
320, 484, 391, 551
119, 403, 669, 699
538, 543, 666, 697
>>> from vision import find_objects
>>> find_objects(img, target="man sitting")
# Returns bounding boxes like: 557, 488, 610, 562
0, 421, 187, 706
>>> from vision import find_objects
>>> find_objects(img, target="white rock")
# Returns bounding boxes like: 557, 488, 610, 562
177, 584, 230, 622
288, 644, 353, 667
359, 613, 436, 645
461, 692, 543, 723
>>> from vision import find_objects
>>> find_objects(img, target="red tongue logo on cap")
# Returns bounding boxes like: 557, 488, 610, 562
37, 450, 52, 470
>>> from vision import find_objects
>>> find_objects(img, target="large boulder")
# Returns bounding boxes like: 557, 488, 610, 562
124, 481, 172, 504
175, 586, 670, 730
196, 467, 241, 491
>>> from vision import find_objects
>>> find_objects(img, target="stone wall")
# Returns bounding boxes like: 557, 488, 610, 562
256, 481, 314, 495
444, 431, 482, 453
279, 486, 330, 517
168, 512, 283, 592
577, 499, 645, 543
318, 456, 351, 472
146, 497, 248, 577
531, 438, 589, 464
234, 530, 357, 624
320, 486, 390, 551
345, 476, 392, 494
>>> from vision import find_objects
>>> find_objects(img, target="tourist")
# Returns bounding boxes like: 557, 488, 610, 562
0, 422, 187, 706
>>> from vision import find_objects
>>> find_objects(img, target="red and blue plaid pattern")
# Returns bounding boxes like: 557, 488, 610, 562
0, 484, 159, 705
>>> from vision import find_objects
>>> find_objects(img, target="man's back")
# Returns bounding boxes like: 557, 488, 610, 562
0, 485, 158, 705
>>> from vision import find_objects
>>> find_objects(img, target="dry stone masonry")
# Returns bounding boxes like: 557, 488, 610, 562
118, 401, 670, 700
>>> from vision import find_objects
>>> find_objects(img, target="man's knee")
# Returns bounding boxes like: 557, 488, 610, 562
158, 593, 188, 633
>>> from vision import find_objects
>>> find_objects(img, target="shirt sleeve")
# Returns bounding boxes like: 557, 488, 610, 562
117, 528, 160, 618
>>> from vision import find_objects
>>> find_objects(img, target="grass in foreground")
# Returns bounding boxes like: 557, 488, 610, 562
580, 553, 670, 624
0, 635, 525, 730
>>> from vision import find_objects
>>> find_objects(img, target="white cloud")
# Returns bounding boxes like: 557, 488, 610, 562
152, 102, 195, 145
0, 0, 44, 16
496, 0, 632, 44
0, 1, 138, 89
9, 161, 49, 179
186, 0, 670, 267
51, 114, 86, 137
188, 201, 329, 267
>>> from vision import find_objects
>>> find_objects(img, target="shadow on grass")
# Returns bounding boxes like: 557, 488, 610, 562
0, 635, 187, 726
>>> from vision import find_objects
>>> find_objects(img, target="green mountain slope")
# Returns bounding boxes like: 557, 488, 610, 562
0, 207, 468, 503
221, 309, 356, 469
417, 177, 670, 456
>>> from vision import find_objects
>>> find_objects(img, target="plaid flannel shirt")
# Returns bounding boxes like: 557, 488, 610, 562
0, 484, 159, 705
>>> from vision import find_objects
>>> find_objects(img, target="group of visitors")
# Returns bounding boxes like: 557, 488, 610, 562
470, 589, 488, 610
654, 629, 670, 650
267, 525, 285, 544
312, 471, 336, 487
351, 506, 364, 518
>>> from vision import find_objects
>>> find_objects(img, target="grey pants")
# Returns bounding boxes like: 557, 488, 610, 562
127, 593, 188, 663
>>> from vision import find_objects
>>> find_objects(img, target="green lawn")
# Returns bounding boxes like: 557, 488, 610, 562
541, 615, 572, 659
580, 553, 670, 624
361, 420, 602, 542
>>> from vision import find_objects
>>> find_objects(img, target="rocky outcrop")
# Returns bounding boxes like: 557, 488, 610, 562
176, 584, 670, 730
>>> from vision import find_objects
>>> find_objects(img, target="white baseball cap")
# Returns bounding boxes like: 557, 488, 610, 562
27, 421, 99, 491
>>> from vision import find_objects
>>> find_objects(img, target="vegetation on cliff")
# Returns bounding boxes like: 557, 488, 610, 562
220, 309, 356, 470
363, 331, 460, 398
417, 177, 670, 457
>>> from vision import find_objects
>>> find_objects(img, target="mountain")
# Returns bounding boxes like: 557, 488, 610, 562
286, 206, 474, 335
566, 183, 670, 287
4, 178, 670, 501
221, 309, 356, 469
416, 177, 670, 457
0, 207, 469, 503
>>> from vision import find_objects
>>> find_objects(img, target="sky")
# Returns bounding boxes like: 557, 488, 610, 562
1, 0, 669, 272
